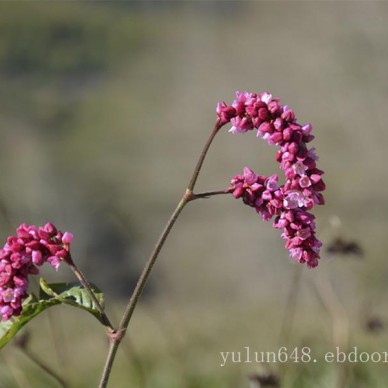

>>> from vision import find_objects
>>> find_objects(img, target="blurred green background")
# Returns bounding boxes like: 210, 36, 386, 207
1, 2, 388, 387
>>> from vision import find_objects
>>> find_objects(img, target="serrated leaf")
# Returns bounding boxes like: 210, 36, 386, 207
0, 278, 105, 350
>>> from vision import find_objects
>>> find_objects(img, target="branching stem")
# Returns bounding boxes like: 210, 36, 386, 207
98, 120, 225, 387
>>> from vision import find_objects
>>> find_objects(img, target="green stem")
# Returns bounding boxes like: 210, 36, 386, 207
98, 120, 224, 388
67, 261, 114, 332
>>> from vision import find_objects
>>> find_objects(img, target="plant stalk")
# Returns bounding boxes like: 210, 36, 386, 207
98, 121, 224, 387
68, 261, 114, 332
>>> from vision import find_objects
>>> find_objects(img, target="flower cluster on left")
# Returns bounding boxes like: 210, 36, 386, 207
0, 223, 73, 321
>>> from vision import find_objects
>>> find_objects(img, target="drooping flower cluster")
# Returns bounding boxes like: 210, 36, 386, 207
0, 223, 73, 321
218, 91, 325, 268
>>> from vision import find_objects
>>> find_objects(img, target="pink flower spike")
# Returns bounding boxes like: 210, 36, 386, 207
0, 222, 74, 321
222, 91, 325, 268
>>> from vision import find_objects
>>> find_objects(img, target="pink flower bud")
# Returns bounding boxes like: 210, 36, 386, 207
62, 232, 73, 245
32, 250, 43, 265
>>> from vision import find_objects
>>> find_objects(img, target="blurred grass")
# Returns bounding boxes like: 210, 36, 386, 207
1, 1, 388, 387
2, 296, 388, 387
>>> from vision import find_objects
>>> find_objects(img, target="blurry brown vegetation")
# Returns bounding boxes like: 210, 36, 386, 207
1, 2, 388, 387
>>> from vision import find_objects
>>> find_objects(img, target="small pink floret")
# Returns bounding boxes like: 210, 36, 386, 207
62, 232, 74, 245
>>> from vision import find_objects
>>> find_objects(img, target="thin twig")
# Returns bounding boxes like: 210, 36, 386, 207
277, 265, 303, 349
191, 189, 229, 199
187, 121, 222, 191
1, 351, 33, 388
19, 347, 68, 388
312, 277, 349, 388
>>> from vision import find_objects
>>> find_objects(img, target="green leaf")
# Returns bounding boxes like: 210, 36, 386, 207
0, 293, 60, 349
39, 278, 105, 321
0, 279, 105, 350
